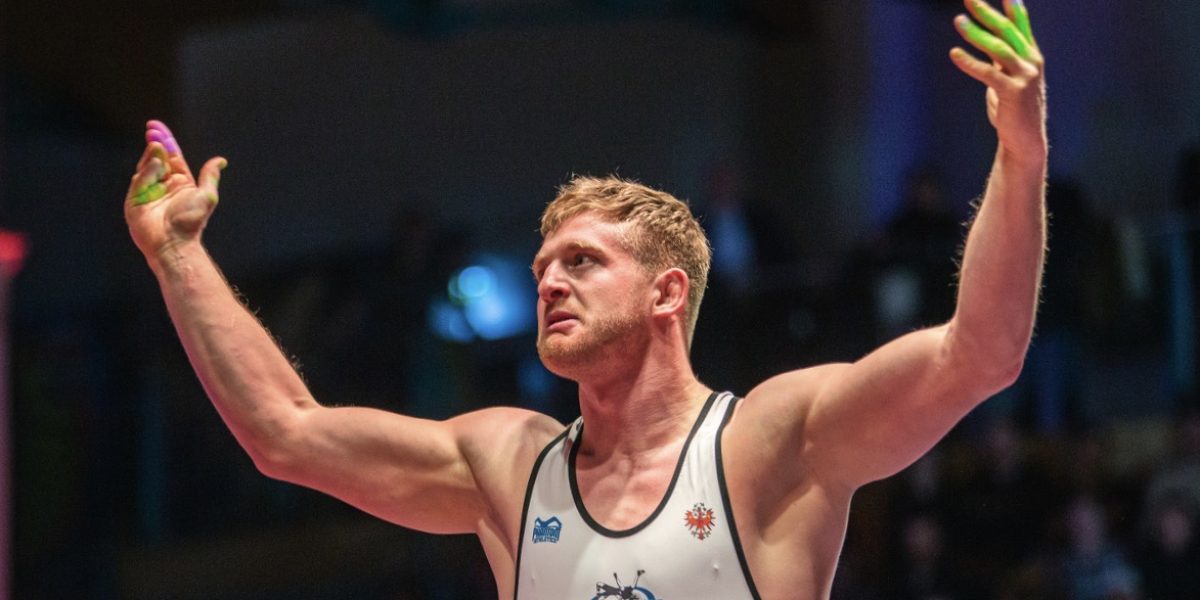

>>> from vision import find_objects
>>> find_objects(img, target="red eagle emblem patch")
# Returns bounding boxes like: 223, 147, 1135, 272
684, 503, 716, 540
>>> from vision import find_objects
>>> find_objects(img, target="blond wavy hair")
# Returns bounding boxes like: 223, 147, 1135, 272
540, 175, 711, 347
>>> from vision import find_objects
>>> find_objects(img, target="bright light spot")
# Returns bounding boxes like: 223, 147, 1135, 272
435, 254, 535, 342
428, 299, 474, 343
457, 265, 495, 299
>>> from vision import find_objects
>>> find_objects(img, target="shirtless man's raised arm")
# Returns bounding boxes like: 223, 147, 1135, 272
720, 1, 1047, 596
124, 121, 562, 593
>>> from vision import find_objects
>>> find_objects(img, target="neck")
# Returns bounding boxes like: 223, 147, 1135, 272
574, 343, 711, 461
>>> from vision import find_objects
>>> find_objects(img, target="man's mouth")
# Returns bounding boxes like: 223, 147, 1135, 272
545, 310, 579, 331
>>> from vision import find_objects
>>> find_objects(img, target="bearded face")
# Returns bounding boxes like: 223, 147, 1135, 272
532, 214, 654, 379
536, 293, 646, 376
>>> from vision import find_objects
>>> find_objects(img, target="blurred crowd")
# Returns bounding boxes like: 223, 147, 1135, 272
835, 406, 1200, 600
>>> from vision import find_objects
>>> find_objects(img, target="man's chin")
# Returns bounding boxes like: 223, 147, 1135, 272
537, 336, 595, 377
537, 314, 642, 377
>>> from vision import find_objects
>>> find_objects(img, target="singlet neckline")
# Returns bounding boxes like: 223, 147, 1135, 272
567, 391, 720, 538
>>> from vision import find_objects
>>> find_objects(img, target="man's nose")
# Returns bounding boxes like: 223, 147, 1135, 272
537, 264, 569, 303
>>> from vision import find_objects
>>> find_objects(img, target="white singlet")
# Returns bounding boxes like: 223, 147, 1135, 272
514, 391, 761, 600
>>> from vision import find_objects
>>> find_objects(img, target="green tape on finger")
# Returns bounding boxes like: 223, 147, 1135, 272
970, 1, 1029, 59
132, 182, 167, 206
960, 17, 1016, 63
204, 170, 222, 205
1010, 0, 1035, 48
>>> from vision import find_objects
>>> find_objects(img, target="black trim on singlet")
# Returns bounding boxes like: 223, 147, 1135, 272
566, 391, 719, 538
715, 395, 763, 600
512, 425, 572, 600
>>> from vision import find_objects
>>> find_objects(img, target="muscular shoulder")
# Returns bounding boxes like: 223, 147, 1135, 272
450, 408, 564, 509
452, 408, 563, 476
721, 365, 858, 556
739, 363, 849, 430
721, 364, 852, 486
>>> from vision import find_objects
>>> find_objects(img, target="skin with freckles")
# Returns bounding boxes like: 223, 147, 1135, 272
124, 2, 1047, 598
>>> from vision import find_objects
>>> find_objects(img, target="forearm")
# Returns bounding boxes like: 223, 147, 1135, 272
950, 147, 1047, 380
150, 241, 315, 467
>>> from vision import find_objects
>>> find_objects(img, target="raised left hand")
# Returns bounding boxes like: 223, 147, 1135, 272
124, 120, 227, 267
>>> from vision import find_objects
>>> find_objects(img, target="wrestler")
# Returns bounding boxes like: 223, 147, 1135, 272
123, 0, 1046, 597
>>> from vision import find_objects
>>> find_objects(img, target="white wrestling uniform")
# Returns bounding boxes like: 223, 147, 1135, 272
514, 391, 760, 599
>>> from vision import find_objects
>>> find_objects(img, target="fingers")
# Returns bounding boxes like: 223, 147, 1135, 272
146, 120, 194, 181
196, 157, 229, 205
951, 0, 1042, 92
954, 15, 1022, 75
965, 0, 1031, 61
146, 120, 180, 154
956, 0, 1043, 78
1004, 0, 1037, 51
949, 47, 1005, 90
168, 157, 227, 232
130, 121, 226, 213
136, 142, 167, 173
128, 159, 157, 200
129, 157, 168, 206
165, 173, 191, 195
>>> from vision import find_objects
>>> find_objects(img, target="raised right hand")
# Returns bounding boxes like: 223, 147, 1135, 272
949, 0, 1046, 164
124, 120, 227, 265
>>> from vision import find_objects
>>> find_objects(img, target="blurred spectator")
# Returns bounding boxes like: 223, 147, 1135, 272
692, 159, 799, 391
894, 449, 950, 516
704, 159, 758, 295
996, 554, 1068, 600
1065, 429, 1111, 496
869, 166, 962, 339
889, 512, 969, 600
999, 180, 1123, 433
1058, 494, 1141, 600
1136, 493, 1200, 600
1143, 405, 1200, 523
952, 418, 1061, 586
1166, 145, 1199, 399
362, 208, 475, 417
692, 159, 758, 390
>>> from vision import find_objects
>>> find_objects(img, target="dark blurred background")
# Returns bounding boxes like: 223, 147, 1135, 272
2, 0, 1199, 598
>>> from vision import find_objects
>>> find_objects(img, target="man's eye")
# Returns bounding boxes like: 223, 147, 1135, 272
571, 254, 594, 267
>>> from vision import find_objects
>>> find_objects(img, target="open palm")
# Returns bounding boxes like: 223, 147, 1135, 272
124, 120, 226, 263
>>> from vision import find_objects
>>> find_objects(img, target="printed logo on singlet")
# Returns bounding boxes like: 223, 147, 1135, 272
683, 502, 716, 540
591, 570, 660, 600
532, 516, 562, 543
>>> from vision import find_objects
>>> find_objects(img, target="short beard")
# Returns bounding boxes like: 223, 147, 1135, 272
537, 310, 643, 378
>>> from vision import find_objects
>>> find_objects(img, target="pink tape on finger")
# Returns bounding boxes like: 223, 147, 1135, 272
147, 130, 180, 154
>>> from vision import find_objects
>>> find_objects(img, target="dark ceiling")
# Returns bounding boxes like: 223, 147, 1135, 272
2, 0, 280, 131
1, 0, 818, 133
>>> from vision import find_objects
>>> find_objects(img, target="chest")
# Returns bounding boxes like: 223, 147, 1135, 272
573, 454, 679, 530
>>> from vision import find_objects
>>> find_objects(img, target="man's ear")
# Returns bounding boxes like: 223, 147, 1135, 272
651, 268, 689, 319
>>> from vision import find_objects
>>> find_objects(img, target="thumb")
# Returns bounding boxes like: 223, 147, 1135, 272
197, 156, 228, 205
169, 157, 227, 236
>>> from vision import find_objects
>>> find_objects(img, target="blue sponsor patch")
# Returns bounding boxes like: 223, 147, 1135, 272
532, 516, 562, 543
